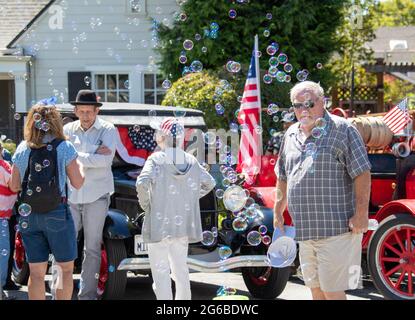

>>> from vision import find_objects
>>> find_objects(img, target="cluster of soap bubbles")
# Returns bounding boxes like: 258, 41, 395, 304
225, 60, 241, 73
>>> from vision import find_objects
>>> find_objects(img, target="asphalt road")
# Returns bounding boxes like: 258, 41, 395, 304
5, 272, 384, 300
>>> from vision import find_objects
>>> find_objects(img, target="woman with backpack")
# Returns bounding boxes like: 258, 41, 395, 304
10, 104, 84, 300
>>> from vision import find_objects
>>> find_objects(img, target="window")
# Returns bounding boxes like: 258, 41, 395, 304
127, 0, 147, 15
389, 40, 408, 51
94, 73, 129, 102
143, 74, 167, 105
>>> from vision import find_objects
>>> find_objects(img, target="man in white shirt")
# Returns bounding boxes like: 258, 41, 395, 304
64, 90, 117, 300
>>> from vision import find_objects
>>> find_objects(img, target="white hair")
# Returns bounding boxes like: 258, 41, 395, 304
290, 81, 325, 103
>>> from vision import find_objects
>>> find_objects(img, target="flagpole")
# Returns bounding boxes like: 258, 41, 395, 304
254, 34, 263, 156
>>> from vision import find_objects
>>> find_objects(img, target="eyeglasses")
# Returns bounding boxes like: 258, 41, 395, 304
292, 100, 315, 109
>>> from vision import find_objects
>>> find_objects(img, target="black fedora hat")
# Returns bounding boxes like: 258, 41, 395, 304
70, 90, 102, 107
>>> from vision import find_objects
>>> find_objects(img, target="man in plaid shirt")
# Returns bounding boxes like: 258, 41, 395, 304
274, 81, 371, 300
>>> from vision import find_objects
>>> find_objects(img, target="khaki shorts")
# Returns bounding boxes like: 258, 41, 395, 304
298, 232, 363, 292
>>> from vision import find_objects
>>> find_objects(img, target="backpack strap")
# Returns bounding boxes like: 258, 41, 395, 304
50, 139, 65, 198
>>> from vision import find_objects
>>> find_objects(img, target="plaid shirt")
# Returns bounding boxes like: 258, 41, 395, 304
275, 111, 371, 241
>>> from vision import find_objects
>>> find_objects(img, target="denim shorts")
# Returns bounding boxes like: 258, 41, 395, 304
19, 203, 77, 263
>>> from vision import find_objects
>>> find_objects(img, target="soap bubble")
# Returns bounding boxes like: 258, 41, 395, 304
316, 62, 323, 69
211, 227, 218, 237
203, 132, 216, 145
266, 45, 277, 56
262, 235, 272, 245
215, 189, 224, 199
269, 57, 278, 67
232, 217, 248, 232
35, 163, 42, 172
263, 74, 272, 84
33, 113, 42, 121
47, 145, 53, 151
296, 70, 308, 82
26, 189, 33, 196
247, 231, 262, 246
1, 249, 8, 256
18, 203, 32, 217
14, 113, 21, 121
183, 39, 194, 50
179, 55, 187, 64
162, 79, 171, 89
201, 231, 215, 246
315, 118, 327, 129
263, 30, 270, 37
36, 186, 42, 193
20, 221, 28, 229
283, 63, 293, 73
311, 127, 324, 139
174, 215, 183, 226
277, 53, 288, 64
228, 9, 237, 19
190, 60, 203, 72
266, 12, 273, 19
258, 225, 268, 235
84, 76, 91, 86
43, 159, 50, 167
218, 246, 232, 260
223, 185, 248, 212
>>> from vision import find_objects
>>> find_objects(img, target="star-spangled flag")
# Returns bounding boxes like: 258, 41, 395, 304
236, 35, 262, 184
383, 97, 411, 134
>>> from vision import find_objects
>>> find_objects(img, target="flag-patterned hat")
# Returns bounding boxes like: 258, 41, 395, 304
150, 117, 184, 138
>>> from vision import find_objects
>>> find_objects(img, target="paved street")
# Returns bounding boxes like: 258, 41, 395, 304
5, 272, 384, 300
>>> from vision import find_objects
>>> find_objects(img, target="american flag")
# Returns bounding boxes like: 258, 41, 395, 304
383, 97, 411, 134
237, 36, 262, 184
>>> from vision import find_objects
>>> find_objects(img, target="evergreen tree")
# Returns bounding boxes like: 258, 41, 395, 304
156, 0, 347, 97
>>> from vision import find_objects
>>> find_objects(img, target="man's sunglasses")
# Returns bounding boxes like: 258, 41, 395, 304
292, 100, 315, 109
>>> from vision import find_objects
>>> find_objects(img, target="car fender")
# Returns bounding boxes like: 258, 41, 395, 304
103, 209, 138, 240
363, 199, 415, 250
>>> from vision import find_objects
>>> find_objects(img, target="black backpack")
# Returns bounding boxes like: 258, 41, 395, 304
19, 139, 65, 213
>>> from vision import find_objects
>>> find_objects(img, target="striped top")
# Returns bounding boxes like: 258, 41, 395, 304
0, 160, 17, 219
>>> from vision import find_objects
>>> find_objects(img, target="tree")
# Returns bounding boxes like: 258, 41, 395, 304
373, 0, 415, 28
162, 71, 238, 129
325, 0, 378, 89
156, 0, 349, 130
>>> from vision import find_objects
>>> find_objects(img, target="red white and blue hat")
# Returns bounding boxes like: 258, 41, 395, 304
150, 117, 184, 138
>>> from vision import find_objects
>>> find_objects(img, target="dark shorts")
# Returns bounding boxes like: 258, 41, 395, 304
19, 203, 77, 263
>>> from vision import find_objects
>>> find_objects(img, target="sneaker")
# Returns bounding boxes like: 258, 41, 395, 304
3, 281, 21, 291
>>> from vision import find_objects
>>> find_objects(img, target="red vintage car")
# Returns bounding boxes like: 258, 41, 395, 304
248, 114, 415, 300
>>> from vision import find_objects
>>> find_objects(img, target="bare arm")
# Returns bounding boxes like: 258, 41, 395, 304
349, 170, 371, 234
66, 158, 85, 190
273, 179, 287, 232
10, 164, 21, 193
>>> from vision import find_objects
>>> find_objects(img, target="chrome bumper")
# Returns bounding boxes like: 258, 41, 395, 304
117, 255, 269, 272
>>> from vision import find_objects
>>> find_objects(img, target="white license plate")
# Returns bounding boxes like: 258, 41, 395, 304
134, 235, 148, 255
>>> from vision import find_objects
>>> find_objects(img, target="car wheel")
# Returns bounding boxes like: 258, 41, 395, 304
99, 238, 128, 300
367, 214, 415, 300
240, 244, 291, 299
12, 232, 30, 285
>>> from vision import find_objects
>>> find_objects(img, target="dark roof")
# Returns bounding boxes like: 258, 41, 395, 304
369, 26, 415, 63
0, 0, 53, 50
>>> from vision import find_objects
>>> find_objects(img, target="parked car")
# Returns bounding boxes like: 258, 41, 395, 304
12, 103, 290, 300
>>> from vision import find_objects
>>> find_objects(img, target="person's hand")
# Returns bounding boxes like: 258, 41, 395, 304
349, 213, 368, 234
273, 212, 285, 234
96, 145, 111, 155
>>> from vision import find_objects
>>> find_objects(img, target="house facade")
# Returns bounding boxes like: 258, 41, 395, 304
0, 0, 179, 139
